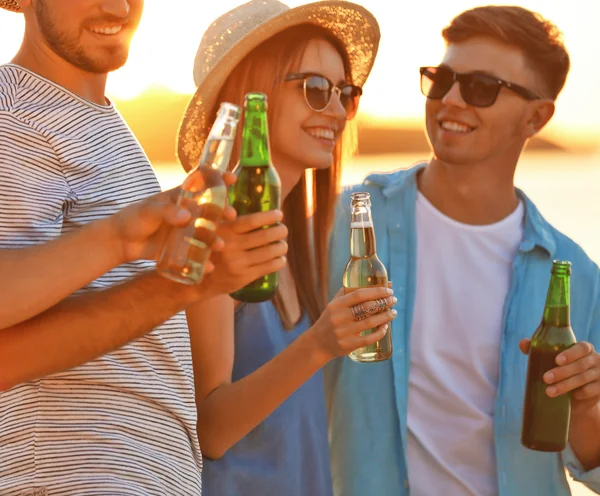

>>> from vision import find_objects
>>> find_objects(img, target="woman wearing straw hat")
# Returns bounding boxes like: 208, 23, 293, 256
178, 0, 390, 494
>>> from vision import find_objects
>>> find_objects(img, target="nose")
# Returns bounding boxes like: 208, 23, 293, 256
441, 81, 467, 109
325, 87, 348, 121
100, 0, 130, 18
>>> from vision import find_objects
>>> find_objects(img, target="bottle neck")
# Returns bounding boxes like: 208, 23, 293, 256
199, 135, 235, 173
350, 207, 376, 257
542, 271, 571, 327
239, 110, 272, 167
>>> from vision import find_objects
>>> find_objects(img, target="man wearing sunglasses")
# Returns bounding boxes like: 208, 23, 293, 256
326, 5, 600, 496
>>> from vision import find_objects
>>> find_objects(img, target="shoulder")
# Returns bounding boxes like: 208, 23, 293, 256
551, 227, 600, 284
0, 65, 51, 114
0, 67, 53, 157
525, 194, 600, 294
522, 190, 599, 282
0, 66, 29, 129
0, 65, 58, 135
343, 166, 420, 194
0, 65, 22, 112
0, 64, 112, 130
336, 164, 424, 219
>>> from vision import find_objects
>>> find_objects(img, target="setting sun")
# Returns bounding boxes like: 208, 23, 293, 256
1, 5, 600, 495
1, 0, 599, 151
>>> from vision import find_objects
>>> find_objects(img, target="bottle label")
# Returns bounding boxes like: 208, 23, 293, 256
350, 220, 374, 228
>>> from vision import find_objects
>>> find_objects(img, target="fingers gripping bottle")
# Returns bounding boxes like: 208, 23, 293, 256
228, 92, 282, 302
342, 192, 392, 362
157, 102, 241, 284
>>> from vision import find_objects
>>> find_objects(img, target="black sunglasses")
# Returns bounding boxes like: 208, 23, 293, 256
420, 66, 541, 108
284, 72, 362, 120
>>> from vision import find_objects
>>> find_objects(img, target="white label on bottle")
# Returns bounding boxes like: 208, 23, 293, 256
351, 221, 373, 228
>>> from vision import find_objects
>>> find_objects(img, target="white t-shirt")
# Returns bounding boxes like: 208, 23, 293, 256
407, 191, 524, 496
0, 65, 202, 495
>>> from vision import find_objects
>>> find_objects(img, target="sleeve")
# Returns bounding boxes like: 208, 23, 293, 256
0, 110, 69, 248
563, 444, 600, 493
563, 269, 600, 493
327, 186, 353, 301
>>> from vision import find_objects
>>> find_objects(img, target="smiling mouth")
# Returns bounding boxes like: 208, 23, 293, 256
439, 120, 475, 134
305, 127, 336, 141
88, 25, 124, 36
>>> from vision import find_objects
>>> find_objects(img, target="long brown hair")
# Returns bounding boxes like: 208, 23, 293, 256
212, 24, 356, 328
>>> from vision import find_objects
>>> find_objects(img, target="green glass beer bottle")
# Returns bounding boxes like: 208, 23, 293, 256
342, 192, 392, 362
521, 260, 577, 451
228, 92, 282, 302
157, 102, 241, 284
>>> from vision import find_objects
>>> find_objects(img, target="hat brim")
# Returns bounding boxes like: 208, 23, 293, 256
0, 0, 21, 12
177, 1, 380, 172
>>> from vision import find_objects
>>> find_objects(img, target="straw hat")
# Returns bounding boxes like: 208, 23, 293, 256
0, 0, 20, 12
177, 0, 380, 172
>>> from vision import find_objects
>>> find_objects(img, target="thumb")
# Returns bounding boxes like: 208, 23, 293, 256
161, 186, 182, 202
141, 198, 191, 227
222, 172, 237, 187
519, 339, 531, 356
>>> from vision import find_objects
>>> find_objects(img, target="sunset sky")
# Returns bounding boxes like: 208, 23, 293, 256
1, 1, 599, 149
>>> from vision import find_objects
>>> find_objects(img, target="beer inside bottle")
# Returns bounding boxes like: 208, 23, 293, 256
521, 260, 576, 451
157, 102, 241, 284
228, 92, 282, 302
342, 192, 392, 362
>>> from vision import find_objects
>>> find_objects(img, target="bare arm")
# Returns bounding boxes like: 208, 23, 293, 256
569, 405, 600, 470
0, 217, 121, 329
189, 287, 396, 459
0, 188, 188, 329
0, 206, 288, 391
0, 271, 203, 390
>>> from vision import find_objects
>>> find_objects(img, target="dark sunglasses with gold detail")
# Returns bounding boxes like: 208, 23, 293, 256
420, 65, 541, 108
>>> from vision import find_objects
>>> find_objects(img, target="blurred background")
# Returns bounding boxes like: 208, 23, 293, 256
1, 2, 599, 493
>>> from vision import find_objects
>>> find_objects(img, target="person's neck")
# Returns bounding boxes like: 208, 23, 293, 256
271, 154, 306, 203
12, 36, 109, 106
418, 154, 520, 225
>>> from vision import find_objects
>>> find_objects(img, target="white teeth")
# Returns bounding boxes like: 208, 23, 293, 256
90, 26, 123, 35
441, 121, 471, 133
306, 128, 335, 140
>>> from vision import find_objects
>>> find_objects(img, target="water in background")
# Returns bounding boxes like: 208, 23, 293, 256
155, 152, 599, 496
155, 151, 600, 265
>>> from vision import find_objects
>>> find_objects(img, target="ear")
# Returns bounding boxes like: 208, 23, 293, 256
524, 99, 555, 138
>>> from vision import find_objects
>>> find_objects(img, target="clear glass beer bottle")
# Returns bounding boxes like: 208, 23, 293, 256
342, 192, 392, 362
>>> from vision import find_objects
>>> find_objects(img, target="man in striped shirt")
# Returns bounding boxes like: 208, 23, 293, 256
0, 1, 288, 494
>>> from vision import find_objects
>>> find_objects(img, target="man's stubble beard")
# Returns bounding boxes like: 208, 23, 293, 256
35, 0, 129, 74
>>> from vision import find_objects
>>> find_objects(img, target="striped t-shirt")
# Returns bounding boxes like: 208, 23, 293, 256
0, 64, 202, 495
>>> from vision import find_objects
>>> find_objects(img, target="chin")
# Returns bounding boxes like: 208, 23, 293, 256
431, 146, 474, 166
285, 155, 333, 172
91, 49, 130, 73
307, 157, 333, 170
71, 47, 130, 74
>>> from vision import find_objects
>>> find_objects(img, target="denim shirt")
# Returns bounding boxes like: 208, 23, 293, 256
324, 164, 600, 496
